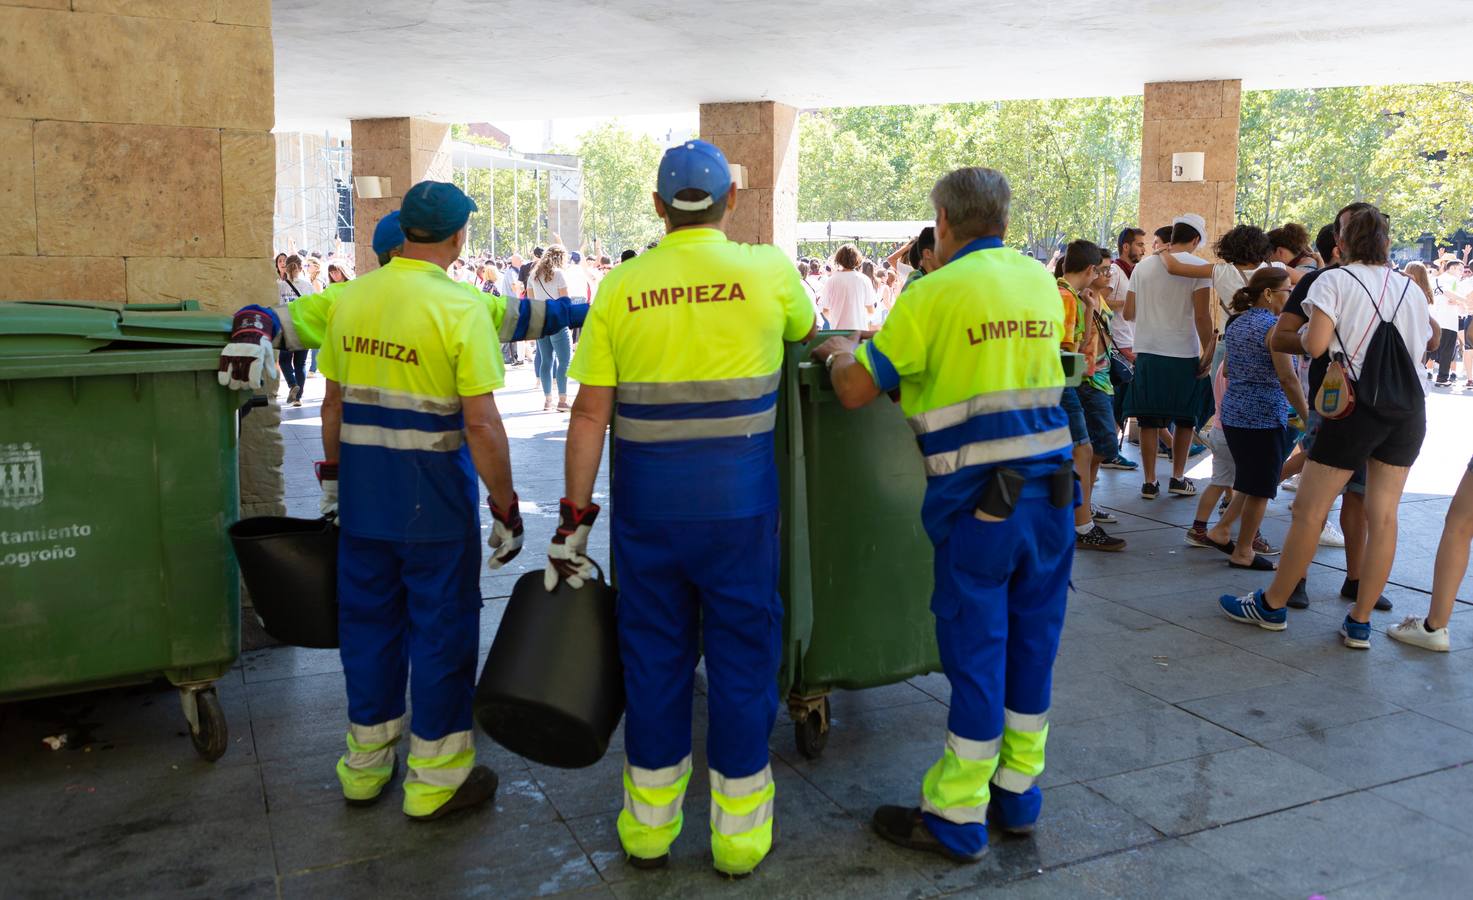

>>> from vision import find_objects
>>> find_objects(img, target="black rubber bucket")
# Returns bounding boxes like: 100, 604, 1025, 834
474, 569, 624, 768
228, 516, 339, 649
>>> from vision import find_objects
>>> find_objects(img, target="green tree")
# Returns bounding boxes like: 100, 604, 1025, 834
558, 121, 664, 255
797, 97, 1142, 259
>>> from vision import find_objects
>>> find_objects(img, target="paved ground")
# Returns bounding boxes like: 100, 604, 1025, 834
5, 366, 1473, 899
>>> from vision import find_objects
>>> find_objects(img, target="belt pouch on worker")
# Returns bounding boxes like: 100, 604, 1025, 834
1050, 460, 1075, 509
975, 467, 1024, 520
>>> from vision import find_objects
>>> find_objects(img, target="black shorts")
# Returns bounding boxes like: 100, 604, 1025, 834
1137, 415, 1196, 429
1223, 425, 1289, 499
1309, 404, 1427, 471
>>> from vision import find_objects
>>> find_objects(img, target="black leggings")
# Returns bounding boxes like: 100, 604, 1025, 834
1436, 328, 1459, 383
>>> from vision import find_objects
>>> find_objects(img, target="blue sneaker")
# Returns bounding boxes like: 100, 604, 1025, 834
1340, 615, 1372, 650
989, 785, 1041, 836
1219, 590, 1287, 631
1189, 442, 1209, 457
1100, 455, 1138, 471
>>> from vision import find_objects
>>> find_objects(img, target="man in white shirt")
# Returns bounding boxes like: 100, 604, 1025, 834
1123, 213, 1215, 500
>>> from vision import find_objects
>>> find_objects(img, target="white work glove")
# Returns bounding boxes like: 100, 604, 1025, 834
217, 306, 280, 391
487, 494, 525, 570
315, 462, 338, 518
544, 499, 599, 591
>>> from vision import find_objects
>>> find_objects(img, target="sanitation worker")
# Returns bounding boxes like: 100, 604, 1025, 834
307, 180, 527, 818
218, 211, 588, 402
544, 141, 816, 877
812, 167, 1075, 862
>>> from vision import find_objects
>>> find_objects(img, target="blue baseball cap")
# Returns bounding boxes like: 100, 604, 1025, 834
399, 181, 478, 242
657, 140, 732, 212
371, 210, 404, 255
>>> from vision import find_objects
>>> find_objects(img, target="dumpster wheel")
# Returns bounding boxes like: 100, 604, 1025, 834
183, 686, 229, 762
793, 696, 831, 760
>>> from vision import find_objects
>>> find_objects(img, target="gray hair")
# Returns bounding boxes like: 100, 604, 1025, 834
930, 167, 1010, 239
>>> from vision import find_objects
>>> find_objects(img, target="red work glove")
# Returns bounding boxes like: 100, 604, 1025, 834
487, 494, 524, 570
544, 499, 600, 590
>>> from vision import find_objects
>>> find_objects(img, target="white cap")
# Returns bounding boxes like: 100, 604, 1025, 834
1172, 213, 1208, 245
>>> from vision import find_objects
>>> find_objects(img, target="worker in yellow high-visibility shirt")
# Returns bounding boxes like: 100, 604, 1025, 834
813, 167, 1076, 862
544, 140, 816, 878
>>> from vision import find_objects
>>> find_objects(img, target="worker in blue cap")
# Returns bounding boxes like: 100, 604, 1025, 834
312, 179, 521, 819
372, 209, 406, 266
220, 205, 591, 391
546, 141, 816, 876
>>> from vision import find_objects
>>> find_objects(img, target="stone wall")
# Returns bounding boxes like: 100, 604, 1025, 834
699, 101, 799, 258
1138, 80, 1242, 253
0, 0, 277, 312
350, 118, 450, 276
0, 0, 283, 517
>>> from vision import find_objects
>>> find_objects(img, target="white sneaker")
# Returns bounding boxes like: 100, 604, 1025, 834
1319, 522, 1346, 548
1388, 616, 1451, 652
1282, 474, 1300, 493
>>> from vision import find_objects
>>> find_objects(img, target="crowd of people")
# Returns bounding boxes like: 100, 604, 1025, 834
221, 133, 1473, 880
797, 204, 1465, 654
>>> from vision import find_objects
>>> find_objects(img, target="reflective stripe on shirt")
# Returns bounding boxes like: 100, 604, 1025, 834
613, 372, 780, 444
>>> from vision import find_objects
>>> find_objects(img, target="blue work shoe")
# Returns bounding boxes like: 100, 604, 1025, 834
988, 786, 1041, 836
1340, 615, 1372, 650
1219, 590, 1287, 631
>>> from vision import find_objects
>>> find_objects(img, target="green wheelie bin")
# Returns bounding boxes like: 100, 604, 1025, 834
775, 334, 941, 760
0, 301, 246, 760
773, 338, 1087, 758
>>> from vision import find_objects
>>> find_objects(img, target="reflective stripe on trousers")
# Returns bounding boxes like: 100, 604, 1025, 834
993, 708, 1049, 794
618, 755, 693, 860
402, 730, 475, 817
612, 372, 780, 443
920, 730, 1000, 825
335, 715, 405, 801
709, 764, 775, 875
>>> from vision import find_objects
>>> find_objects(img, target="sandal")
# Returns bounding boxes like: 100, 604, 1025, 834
1228, 554, 1277, 571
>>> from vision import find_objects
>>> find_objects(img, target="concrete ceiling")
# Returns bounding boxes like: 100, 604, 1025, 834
271, 0, 1473, 131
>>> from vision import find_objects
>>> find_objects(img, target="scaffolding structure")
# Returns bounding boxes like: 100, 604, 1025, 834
273, 132, 353, 257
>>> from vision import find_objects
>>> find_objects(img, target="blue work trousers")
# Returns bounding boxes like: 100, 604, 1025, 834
337, 532, 482, 741
925, 492, 1073, 855
613, 511, 783, 782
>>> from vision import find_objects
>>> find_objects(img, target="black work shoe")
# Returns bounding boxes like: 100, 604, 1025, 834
627, 853, 670, 871
1077, 525, 1127, 552
1287, 578, 1310, 610
871, 805, 986, 863
1141, 481, 1160, 500
406, 766, 498, 822
1341, 579, 1392, 611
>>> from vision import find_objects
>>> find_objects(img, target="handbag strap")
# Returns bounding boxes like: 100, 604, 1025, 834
1091, 309, 1122, 355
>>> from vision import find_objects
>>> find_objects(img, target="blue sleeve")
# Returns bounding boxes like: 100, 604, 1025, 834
510, 297, 588, 339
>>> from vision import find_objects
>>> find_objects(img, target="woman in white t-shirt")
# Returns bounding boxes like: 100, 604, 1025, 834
820, 244, 876, 332
1160, 224, 1299, 315
528, 245, 573, 411
1219, 207, 1440, 650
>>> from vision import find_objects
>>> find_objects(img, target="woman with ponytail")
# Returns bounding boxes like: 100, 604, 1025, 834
1208, 268, 1308, 571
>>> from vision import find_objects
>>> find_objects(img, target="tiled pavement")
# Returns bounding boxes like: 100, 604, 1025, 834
5, 371, 1473, 898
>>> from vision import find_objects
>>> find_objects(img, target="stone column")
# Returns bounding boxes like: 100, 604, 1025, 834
349, 118, 450, 274
0, 1, 281, 514
698, 102, 799, 258
1139, 80, 1242, 252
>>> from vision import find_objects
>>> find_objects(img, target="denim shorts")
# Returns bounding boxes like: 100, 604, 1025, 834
1078, 383, 1120, 459
1060, 387, 1089, 447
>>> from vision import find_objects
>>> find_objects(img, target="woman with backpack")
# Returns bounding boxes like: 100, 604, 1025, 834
1218, 206, 1440, 650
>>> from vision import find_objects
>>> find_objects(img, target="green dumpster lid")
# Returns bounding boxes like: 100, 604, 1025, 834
0, 300, 232, 357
